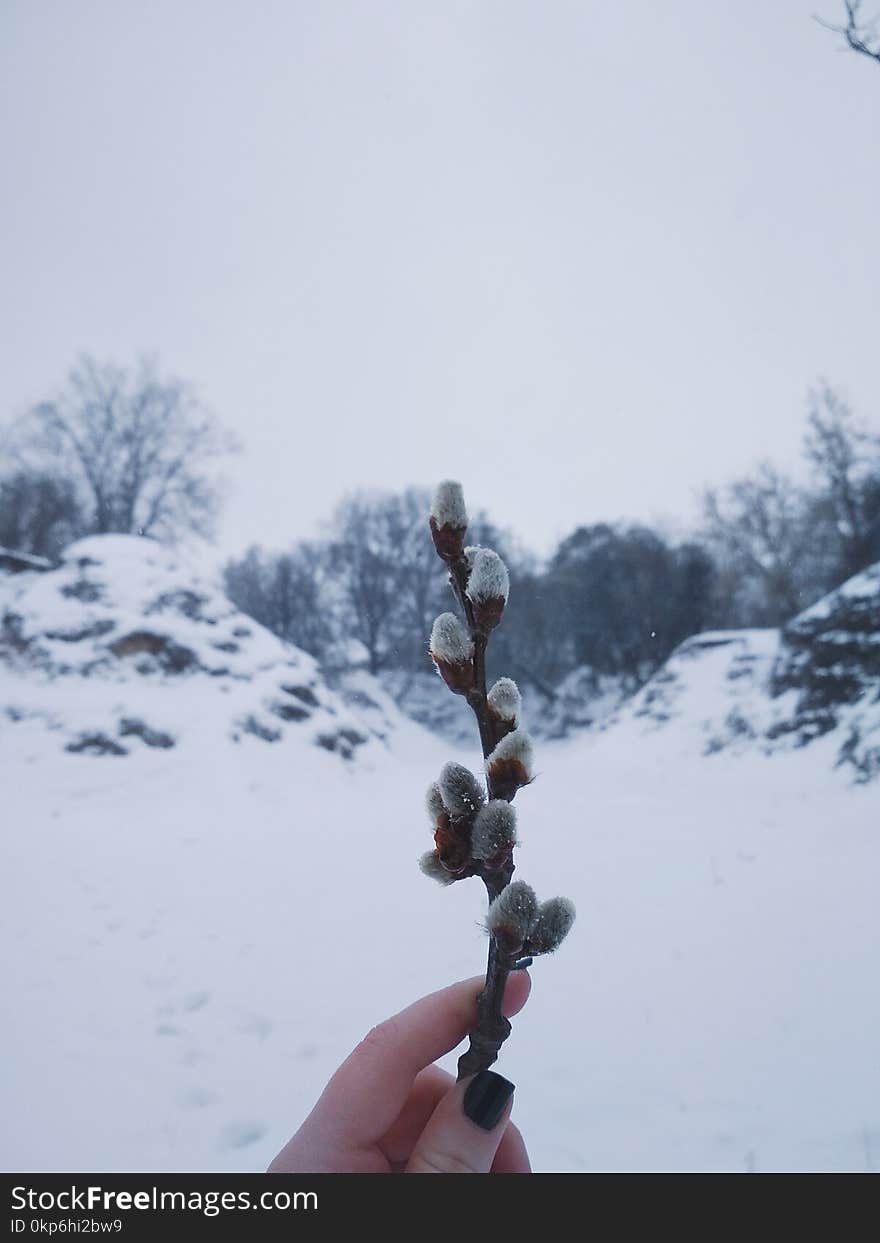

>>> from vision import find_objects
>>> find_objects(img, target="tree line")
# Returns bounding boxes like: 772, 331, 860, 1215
2, 356, 879, 695
224, 381, 880, 693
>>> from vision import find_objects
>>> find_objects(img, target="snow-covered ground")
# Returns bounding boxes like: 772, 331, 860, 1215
2, 538, 878, 1173
2, 678, 877, 1172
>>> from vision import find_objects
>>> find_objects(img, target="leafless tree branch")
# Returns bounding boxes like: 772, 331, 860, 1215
816, 1, 880, 65
9, 355, 237, 542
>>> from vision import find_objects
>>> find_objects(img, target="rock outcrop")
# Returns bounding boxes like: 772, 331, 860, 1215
624, 562, 880, 781
770, 561, 880, 779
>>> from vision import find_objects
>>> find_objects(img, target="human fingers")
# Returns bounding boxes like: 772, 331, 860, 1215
491, 1118, 531, 1173
380, 1068, 530, 1173
301, 971, 530, 1150
379, 1065, 454, 1165
405, 1070, 516, 1174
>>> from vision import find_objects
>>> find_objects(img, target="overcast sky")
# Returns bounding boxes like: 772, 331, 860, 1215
1, 0, 877, 559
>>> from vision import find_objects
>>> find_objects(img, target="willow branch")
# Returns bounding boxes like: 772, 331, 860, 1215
441, 553, 518, 1080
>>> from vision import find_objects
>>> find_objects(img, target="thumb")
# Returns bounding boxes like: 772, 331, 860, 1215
405, 1071, 516, 1174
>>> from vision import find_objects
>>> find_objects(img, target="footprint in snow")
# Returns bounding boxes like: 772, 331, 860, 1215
157, 991, 211, 1018
182, 990, 211, 1012
177, 1086, 219, 1110
143, 973, 176, 990
218, 1121, 267, 1151
235, 1012, 273, 1040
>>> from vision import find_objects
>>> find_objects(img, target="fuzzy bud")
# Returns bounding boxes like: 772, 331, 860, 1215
425, 781, 445, 823
419, 850, 456, 885
437, 761, 485, 818
470, 799, 517, 863
429, 613, 474, 694
525, 897, 576, 955
429, 481, 468, 560
431, 480, 468, 529
486, 728, 534, 800
433, 818, 469, 872
466, 548, 509, 602
430, 613, 472, 664
487, 677, 521, 730
485, 881, 539, 953
465, 548, 509, 631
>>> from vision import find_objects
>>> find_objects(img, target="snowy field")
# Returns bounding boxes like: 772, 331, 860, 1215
2, 694, 877, 1173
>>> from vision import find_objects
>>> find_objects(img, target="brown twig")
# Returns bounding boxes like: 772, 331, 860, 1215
426, 489, 574, 1087
438, 550, 520, 1079
427, 489, 574, 1081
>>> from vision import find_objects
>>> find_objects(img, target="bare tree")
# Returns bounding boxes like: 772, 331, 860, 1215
817, 1, 880, 65
0, 469, 84, 559
322, 487, 531, 676
367, 487, 448, 670
224, 542, 335, 660
702, 463, 826, 623
324, 490, 425, 674
10, 355, 235, 541
804, 381, 880, 578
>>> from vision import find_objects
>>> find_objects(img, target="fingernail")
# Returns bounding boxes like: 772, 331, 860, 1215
463, 1070, 515, 1131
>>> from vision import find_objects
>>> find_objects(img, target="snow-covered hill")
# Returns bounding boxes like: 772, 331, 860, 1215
623, 562, 880, 782
0, 535, 396, 762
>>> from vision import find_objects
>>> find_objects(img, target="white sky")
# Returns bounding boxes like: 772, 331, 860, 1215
1, 0, 877, 559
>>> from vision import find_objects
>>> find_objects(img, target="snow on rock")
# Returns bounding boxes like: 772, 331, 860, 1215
0, 534, 387, 762
770, 561, 880, 780
622, 561, 880, 781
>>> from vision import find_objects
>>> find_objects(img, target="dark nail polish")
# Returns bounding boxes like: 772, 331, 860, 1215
463, 1070, 515, 1131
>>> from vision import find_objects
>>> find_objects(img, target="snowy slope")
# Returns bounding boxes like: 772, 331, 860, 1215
621, 562, 880, 783
625, 628, 782, 746
0, 535, 394, 762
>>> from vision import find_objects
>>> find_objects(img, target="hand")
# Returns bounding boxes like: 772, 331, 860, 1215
268, 972, 531, 1173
